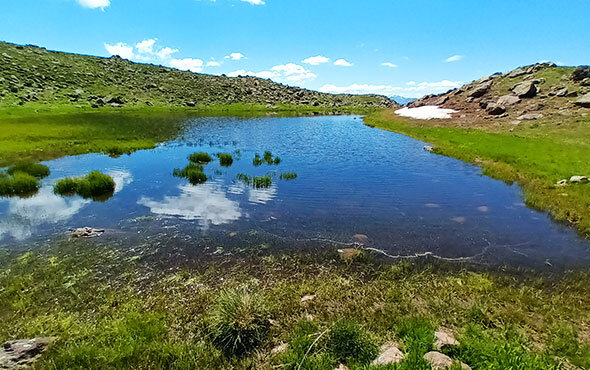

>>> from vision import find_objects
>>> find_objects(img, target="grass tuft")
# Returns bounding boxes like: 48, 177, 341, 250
217, 153, 234, 167
0, 171, 40, 197
280, 172, 298, 180
189, 152, 212, 164
237, 174, 272, 188
173, 163, 207, 184
328, 320, 378, 366
54, 171, 115, 200
7, 162, 50, 179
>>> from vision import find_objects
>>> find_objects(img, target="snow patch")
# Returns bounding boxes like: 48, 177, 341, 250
395, 106, 458, 120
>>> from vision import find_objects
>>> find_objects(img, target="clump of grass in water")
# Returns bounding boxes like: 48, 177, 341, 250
217, 153, 234, 167
173, 163, 207, 184
54, 171, 115, 200
0, 171, 40, 197
209, 289, 270, 356
189, 152, 212, 164
253, 151, 281, 166
279, 172, 297, 180
7, 161, 50, 179
237, 174, 272, 188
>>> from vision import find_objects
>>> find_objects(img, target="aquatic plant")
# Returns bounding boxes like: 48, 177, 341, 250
237, 174, 272, 188
0, 171, 40, 197
253, 154, 264, 166
253, 151, 281, 166
279, 172, 297, 180
54, 171, 115, 199
217, 153, 234, 167
328, 320, 378, 366
209, 289, 270, 356
173, 163, 207, 184
7, 162, 50, 179
189, 152, 212, 164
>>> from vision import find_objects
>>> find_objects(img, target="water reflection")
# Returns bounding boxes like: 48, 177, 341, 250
137, 183, 242, 228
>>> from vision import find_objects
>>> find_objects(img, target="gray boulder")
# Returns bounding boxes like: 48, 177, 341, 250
507, 67, 529, 78
372, 343, 405, 366
517, 113, 544, 120
572, 66, 590, 81
497, 95, 521, 106
574, 93, 590, 108
485, 103, 506, 115
512, 81, 537, 98
424, 351, 471, 370
570, 176, 589, 183
0, 338, 55, 369
468, 81, 492, 98
555, 88, 568, 97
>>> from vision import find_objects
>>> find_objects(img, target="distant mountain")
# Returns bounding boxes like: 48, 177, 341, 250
389, 95, 417, 106
0, 41, 397, 110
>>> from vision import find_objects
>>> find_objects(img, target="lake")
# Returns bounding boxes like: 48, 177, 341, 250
1, 115, 589, 269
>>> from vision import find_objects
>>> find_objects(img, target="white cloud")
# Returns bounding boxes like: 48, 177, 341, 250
156, 46, 179, 60
334, 59, 353, 67
206, 61, 221, 67
225, 52, 245, 60
240, 0, 265, 4
319, 80, 463, 98
381, 62, 398, 68
302, 55, 330, 66
104, 42, 134, 59
406, 81, 416, 86
227, 69, 277, 79
170, 58, 204, 72
270, 63, 316, 82
77, 0, 110, 10
445, 55, 464, 62
136, 39, 156, 54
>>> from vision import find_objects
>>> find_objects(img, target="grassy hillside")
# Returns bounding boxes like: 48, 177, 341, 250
0, 41, 394, 113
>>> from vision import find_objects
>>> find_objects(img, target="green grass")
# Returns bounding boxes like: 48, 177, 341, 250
0, 242, 587, 369
7, 161, 50, 178
173, 163, 208, 184
189, 152, 212, 164
0, 171, 40, 197
280, 172, 298, 180
364, 109, 590, 236
54, 171, 115, 200
217, 153, 234, 167
253, 151, 281, 166
237, 174, 272, 188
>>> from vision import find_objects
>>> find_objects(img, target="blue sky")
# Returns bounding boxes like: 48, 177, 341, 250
1, 0, 589, 98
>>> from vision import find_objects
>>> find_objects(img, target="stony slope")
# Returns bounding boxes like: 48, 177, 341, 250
409, 63, 590, 124
0, 41, 396, 110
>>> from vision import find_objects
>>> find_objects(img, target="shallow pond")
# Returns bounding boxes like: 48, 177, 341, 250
1, 115, 589, 268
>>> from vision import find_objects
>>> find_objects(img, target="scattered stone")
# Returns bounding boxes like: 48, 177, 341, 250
497, 95, 521, 106
464, 97, 475, 103
338, 248, 362, 261
555, 88, 568, 97
467, 81, 492, 98
372, 342, 405, 366
572, 66, 590, 82
352, 234, 369, 244
510, 120, 522, 125
581, 78, 590, 87
271, 342, 289, 355
434, 328, 460, 350
424, 351, 471, 370
300, 295, 316, 304
334, 364, 349, 370
574, 93, 590, 108
512, 81, 537, 98
0, 337, 55, 369
485, 103, 506, 115
70, 227, 105, 238
570, 176, 589, 183
507, 67, 530, 78
517, 113, 544, 120
556, 179, 568, 186
424, 145, 434, 152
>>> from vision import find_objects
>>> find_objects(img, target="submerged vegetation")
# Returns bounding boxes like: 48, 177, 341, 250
253, 151, 281, 166
173, 163, 208, 184
280, 172, 298, 180
0, 242, 588, 369
54, 171, 115, 200
237, 174, 272, 188
189, 152, 212, 164
217, 153, 234, 167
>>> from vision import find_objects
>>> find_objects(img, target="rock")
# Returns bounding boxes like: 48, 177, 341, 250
512, 81, 537, 98
485, 103, 506, 115
229, 232, 237, 237
372, 342, 405, 366
338, 248, 362, 261
556, 179, 568, 186
352, 234, 369, 244
572, 66, 590, 82
433, 96, 449, 105
70, 227, 105, 238
517, 113, 544, 120
271, 342, 289, 355
110, 102, 122, 108
424, 145, 434, 152
507, 67, 529, 78
570, 176, 589, 183
434, 328, 459, 350
581, 78, 590, 87
497, 95, 521, 106
510, 120, 522, 125
555, 88, 568, 97
145, 101, 153, 106
424, 351, 471, 370
0, 337, 55, 369
465, 97, 475, 103
186, 101, 196, 107
300, 295, 316, 304
334, 364, 349, 370
467, 81, 492, 98
574, 93, 590, 108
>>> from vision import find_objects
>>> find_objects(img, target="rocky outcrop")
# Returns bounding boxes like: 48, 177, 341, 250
0, 338, 55, 369
467, 81, 492, 98
572, 66, 590, 82
574, 93, 590, 108
497, 95, 521, 106
70, 227, 105, 238
512, 81, 537, 98
485, 103, 506, 115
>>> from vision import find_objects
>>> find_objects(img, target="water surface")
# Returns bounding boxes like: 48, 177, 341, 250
1, 115, 589, 269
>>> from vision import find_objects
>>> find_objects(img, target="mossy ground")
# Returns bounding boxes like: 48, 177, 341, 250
0, 241, 588, 369
364, 109, 590, 237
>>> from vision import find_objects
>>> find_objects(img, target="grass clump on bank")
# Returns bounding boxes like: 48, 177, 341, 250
254, 151, 281, 166
364, 109, 590, 236
237, 174, 272, 188
0, 171, 40, 197
217, 153, 234, 167
7, 162, 50, 179
54, 171, 115, 200
189, 152, 212, 164
173, 163, 207, 184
